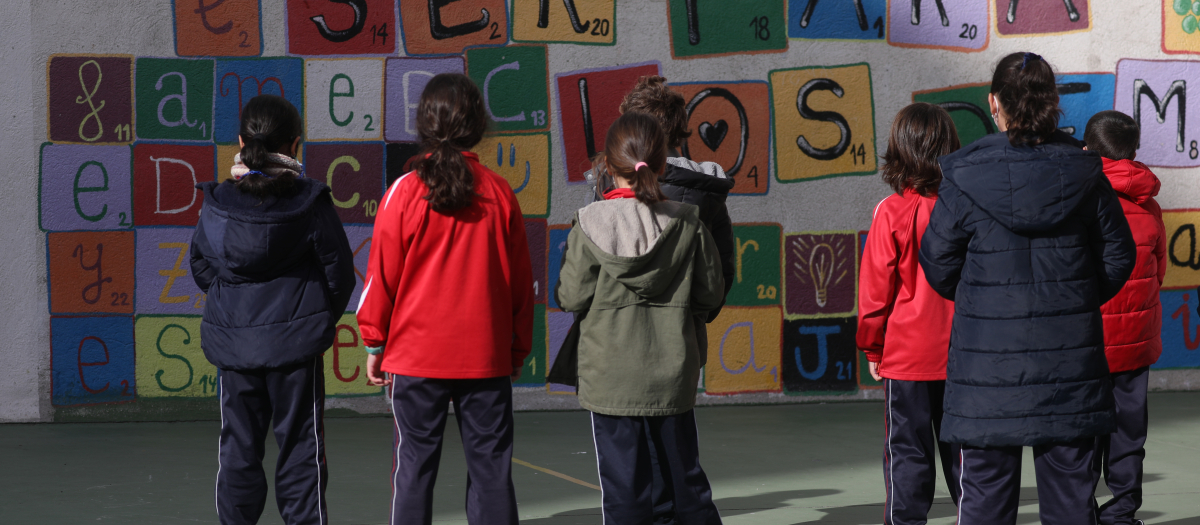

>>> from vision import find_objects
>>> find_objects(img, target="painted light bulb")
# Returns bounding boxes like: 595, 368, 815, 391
808, 243, 836, 308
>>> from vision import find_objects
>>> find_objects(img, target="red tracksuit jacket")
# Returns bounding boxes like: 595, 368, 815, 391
356, 152, 534, 379
856, 189, 954, 381
1100, 158, 1165, 373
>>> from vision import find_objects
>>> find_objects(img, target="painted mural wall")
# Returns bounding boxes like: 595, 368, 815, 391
6, 0, 1200, 421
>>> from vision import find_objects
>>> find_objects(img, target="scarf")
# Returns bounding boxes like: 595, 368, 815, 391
603, 188, 636, 200
229, 152, 305, 181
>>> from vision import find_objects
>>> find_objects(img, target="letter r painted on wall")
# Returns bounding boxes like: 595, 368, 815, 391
1116, 60, 1200, 168
770, 64, 876, 182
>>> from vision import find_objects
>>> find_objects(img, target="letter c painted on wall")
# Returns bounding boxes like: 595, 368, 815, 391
484, 62, 526, 123
327, 155, 362, 209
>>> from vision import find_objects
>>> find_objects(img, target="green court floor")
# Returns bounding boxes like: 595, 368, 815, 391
5, 393, 1200, 524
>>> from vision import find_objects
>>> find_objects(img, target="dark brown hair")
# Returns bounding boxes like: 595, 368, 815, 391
592, 112, 668, 205
1084, 110, 1140, 161
991, 52, 1063, 146
413, 73, 488, 212
237, 95, 302, 198
881, 103, 961, 197
618, 75, 692, 149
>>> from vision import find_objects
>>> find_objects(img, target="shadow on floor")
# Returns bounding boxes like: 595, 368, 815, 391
519, 489, 841, 524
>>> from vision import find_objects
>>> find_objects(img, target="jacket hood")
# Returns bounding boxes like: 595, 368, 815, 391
197, 178, 328, 275
939, 131, 1102, 234
575, 200, 698, 299
1102, 158, 1160, 205
663, 159, 734, 196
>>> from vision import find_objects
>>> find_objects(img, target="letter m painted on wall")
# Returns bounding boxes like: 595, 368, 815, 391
1133, 79, 1186, 153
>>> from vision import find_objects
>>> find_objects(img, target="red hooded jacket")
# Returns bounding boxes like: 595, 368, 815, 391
857, 190, 954, 381
1100, 158, 1166, 373
356, 152, 535, 379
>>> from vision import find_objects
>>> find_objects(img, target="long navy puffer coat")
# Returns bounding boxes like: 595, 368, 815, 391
190, 178, 355, 371
918, 131, 1136, 448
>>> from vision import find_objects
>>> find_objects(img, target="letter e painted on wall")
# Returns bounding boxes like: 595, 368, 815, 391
324, 315, 384, 396
40, 144, 133, 232
555, 62, 661, 183
705, 306, 783, 394
771, 64, 876, 182
1115, 60, 1200, 168
466, 45, 550, 132
48, 231, 135, 315
287, 0, 398, 55
305, 59, 385, 140
399, 0, 509, 56
673, 82, 771, 195
47, 55, 133, 144
384, 57, 465, 142
304, 143, 385, 225
512, 0, 615, 45
50, 316, 136, 406
174, 0, 262, 57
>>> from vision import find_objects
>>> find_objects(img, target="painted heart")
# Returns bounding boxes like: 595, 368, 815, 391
698, 120, 728, 152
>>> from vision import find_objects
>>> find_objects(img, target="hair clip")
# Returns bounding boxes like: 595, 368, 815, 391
633, 162, 648, 171
1021, 52, 1042, 70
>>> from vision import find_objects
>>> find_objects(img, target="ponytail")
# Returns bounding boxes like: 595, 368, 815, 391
592, 112, 668, 206
236, 95, 302, 198
413, 74, 488, 212
991, 52, 1062, 146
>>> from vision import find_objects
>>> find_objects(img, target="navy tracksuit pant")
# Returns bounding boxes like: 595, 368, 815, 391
883, 379, 961, 525
957, 439, 1097, 525
388, 374, 517, 525
1093, 366, 1150, 525
590, 410, 722, 525
216, 357, 328, 525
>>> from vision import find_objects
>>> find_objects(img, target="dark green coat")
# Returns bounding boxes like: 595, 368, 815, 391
555, 199, 724, 416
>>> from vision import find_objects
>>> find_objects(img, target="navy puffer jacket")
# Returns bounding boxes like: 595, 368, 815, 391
190, 178, 355, 371
919, 131, 1136, 447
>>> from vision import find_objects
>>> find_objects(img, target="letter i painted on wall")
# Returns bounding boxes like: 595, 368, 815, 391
134, 58, 215, 141
399, 0, 510, 55
554, 62, 661, 183
47, 56, 133, 144
511, 0, 615, 45
174, 0, 263, 56
667, 0, 787, 58
287, 0, 398, 55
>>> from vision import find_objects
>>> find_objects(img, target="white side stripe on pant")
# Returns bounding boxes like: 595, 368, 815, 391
390, 375, 403, 525
215, 375, 224, 520
313, 360, 325, 525
590, 413, 606, 525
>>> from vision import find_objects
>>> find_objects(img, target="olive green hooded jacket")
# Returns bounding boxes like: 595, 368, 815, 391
555, 199, 724, 416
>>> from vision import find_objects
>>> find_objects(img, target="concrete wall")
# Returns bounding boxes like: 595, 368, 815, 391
5, 0, 1200, 422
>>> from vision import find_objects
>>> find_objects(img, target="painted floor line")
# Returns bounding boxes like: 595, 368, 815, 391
512, 457, 601, 491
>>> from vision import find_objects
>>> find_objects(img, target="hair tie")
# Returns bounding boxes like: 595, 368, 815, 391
244, 169, 271, 179
633, 162, 648, 171
1021, 52, 1042, 70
